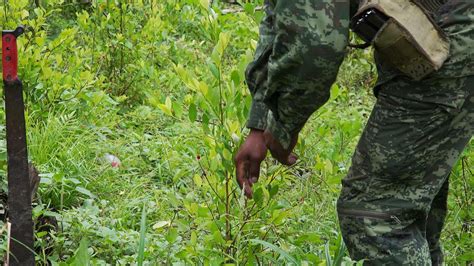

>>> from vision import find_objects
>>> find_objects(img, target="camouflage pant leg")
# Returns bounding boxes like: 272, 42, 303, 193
426, 176, 449, 265
337, 76, 474, 266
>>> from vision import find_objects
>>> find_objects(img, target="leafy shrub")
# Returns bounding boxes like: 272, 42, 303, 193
0, 0, 471, 264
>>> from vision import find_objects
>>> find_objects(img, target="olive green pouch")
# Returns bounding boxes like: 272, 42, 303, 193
355, 0, 450, 80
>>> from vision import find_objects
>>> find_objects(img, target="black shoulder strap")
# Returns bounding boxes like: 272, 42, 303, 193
413, 0, 447, 13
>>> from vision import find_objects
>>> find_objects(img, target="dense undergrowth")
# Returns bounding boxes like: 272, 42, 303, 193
0, 0, 472, 265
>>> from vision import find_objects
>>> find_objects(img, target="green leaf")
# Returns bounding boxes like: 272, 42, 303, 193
199, 0, 210, 9
68, 238, 90, 266
231, 70, 241, 85
166, 228, 178, 243
249, 239, 298, 265
211, 32, 231, 65
166, 97, 172, 111
222, 148, 232, 161
21, 10, 29, 19
330, 83, 340, 100
153, 221, 171, 230
202, 113, 210, 132
197, 205, 209, 218
75, 187, 95, 198
269, 184, 279, 198
188, 103, 197, 122
294, 232, 321, 245
212, 231, 225, 245
324, 159, 334, 174
253, 187, 264, 206
209, 63, 220, 80
193, 174, 203, 187
190, 231, 197, 246
158, 97, 173, 116
198, 81, 208, 96
172, 101, 183, 117
174, 64, 191, 85
216, 32, 230, 56
36, 231, 48, 238
43, 210, 62, 219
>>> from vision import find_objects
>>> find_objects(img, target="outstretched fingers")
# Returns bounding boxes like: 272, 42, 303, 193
235, 157, 253, 198
234, 129, 268, 198
248, 158, 261, 185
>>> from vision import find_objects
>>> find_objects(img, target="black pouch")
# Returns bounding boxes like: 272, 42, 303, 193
350, 8, 389, 43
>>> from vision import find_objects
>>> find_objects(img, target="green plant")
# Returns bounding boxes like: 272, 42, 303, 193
0, 0, 471, 264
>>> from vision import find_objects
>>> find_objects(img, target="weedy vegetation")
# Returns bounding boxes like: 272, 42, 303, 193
0, 0, 472, 265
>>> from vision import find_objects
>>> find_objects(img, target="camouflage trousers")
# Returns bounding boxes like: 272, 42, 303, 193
337, 75, 474, 265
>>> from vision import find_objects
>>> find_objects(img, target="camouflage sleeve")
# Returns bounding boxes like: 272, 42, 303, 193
245, 3, 276, 131
246, 0, 351, 148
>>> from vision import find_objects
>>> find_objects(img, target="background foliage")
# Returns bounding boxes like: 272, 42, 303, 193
0, 0, 472, 264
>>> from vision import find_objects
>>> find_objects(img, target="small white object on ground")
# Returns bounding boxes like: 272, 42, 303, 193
104, 153, 121, 168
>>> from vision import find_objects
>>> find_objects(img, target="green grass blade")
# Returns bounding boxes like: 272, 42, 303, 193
249, 239, 298, 265
333, 235, 346, 266
137, 204, 147, 266
325, 241, 332, 266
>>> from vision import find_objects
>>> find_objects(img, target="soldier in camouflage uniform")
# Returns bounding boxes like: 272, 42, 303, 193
234, 0, 474, 265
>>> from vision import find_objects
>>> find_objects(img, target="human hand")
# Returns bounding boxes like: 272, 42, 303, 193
234, 129, 268, 198
263, 130, 298, 166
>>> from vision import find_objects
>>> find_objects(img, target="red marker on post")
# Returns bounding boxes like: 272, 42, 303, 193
2, 26, 35, 265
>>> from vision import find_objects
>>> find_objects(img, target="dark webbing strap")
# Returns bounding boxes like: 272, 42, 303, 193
414, 0, 447, 12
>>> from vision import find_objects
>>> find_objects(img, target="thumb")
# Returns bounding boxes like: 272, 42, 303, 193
243, 182, 253, 198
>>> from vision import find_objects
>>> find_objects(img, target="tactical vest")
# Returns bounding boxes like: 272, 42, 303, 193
351, 0, 449, 80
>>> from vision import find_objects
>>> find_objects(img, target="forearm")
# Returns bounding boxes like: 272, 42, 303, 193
263, 0, 351, 148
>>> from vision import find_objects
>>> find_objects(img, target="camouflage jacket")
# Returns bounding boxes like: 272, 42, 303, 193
245, 0, 474, 149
